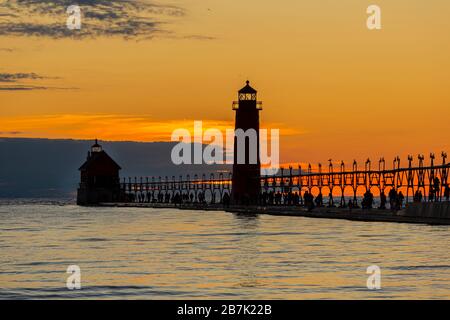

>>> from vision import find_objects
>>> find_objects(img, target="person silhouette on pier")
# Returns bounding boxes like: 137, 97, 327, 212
328, 192, 335, 207
268, 191, 274, 205
379, 190, 387, 209
275, 191, 282, 205
414, 190, 419, 202
303, 190, 314, 211
303, 191, 309, 207
434, 177, 441, 200
173, 193, 181, 205
293, 192, 300, 205
397, 191, 404, 209
348, 199, 354, 212
444, 184, 450, 201
413, 189, 423, 203
261, 191, 268, 206
315, 192, 323, 207
362, 189, 374, 209
222, 193, 230, 207
388, 188, 397, 211
429, 186, 435, 202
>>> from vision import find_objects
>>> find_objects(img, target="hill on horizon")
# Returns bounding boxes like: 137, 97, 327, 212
0, 138, 230, 198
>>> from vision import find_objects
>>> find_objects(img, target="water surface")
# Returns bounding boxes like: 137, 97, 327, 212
0, 203, 449, 299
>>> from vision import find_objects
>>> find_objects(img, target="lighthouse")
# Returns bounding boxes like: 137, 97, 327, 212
231, 81, 262, 205
77, 140, 123, 205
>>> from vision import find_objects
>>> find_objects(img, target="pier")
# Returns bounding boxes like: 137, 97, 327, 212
77, 81, 450, 225
110, 154, 450, 225
119, 153, 449, 206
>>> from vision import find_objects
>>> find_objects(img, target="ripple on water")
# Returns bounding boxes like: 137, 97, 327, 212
0, 204, 449, 299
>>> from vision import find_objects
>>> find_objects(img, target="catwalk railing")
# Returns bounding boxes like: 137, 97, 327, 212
121, 152, 450, 205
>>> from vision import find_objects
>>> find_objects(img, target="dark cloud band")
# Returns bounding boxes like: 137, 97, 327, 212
0, 85, 49, 90
0, 0, 186, 39
0, 85, 78, 90
0, 72, 76, 90
0, 72, 45, 82
0, 131, 24, 134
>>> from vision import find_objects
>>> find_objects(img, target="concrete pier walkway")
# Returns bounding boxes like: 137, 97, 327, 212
98, 202, 450, 226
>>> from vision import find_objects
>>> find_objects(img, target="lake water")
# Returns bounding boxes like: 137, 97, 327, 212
0, 202, 449, 299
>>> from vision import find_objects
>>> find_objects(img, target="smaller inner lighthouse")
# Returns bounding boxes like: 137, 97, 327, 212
77, 140, 122, 206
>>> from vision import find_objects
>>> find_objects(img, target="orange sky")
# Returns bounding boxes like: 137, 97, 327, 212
1, 0, 449, 166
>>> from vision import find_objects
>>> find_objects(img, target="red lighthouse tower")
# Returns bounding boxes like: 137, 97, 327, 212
231, 81, 262, 205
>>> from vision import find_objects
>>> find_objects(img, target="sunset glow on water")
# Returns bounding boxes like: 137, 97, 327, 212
0, 203, 448, 299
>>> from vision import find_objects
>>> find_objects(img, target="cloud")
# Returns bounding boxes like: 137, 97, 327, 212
0, 114, 234, 141
0, 85, 77, 90
0, 72, 75, 90
0, 0, 189, 39
0, 72, 46, 82
0, 85, 48, 90
0, 113, 301, 142
180, 34, 216, 41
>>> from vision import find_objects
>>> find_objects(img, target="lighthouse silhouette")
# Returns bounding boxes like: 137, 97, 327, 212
231, 81, 262, 205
